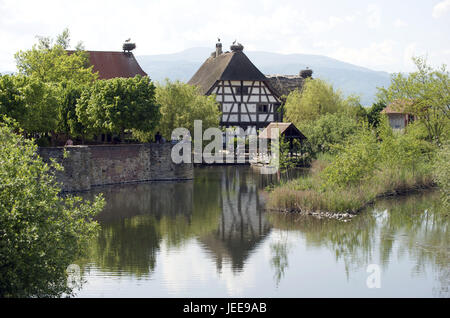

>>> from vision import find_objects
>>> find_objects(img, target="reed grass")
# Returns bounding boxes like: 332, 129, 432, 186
267, 160, 435, 214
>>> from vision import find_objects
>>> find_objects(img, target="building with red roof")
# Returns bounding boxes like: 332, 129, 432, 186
382, 99, 416, 130
67, 42, 147, 79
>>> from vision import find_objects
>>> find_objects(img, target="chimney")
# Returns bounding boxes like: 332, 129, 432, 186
216, 39, 223, 57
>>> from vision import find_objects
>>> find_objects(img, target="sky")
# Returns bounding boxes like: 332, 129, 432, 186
1, 0, 449, 73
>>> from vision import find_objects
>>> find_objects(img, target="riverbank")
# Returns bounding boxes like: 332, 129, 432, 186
266, 159, 435, 218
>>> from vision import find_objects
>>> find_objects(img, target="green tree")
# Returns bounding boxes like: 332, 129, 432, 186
59, 82, 86, 138
284, 78, 344, 125
0, 120, 104, 297
300, 112, 359, 155
433, 142, 450, 208
367, 101, 386, 128
76, 76, 160, 140
11, 29, 97, 142
0, 75, 59, 137
15, 28, 96, 85
377, 117, 435, 171
377, 57, 450, 143
342, 94, 368, 121
0, 75, 28, 126
322, 125, 380, 187
155, 80, 220, 139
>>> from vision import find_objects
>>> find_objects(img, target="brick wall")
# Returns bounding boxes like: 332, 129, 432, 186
38, 144, 194, 192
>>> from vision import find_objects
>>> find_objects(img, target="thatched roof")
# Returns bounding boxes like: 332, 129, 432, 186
259, 122, 307, 140
188, 50, 269, 95
265, 75, 306, 97
382, 99, 414, 114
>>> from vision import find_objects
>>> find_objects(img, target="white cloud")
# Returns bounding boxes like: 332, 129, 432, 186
331, 40, 397, 71
367, 4, 381, 29
432, 0, 450, 18
394, 19, 408, 28
403, 43, 419, 70
0, 0, 448, 73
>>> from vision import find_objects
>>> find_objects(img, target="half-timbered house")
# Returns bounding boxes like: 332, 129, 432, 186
188, 41, 282, 131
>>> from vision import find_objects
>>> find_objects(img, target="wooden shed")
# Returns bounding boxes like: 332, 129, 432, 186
258, 122, 306, 141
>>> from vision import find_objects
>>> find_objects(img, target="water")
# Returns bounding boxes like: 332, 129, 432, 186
74, 166, 449, 298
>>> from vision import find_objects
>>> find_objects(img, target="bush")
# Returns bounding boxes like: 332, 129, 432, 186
0, 121, 104, 297
322, 126, 379, 187
433, 143, 450, 208
300, 112, 359, 155
36, 135, 51, 147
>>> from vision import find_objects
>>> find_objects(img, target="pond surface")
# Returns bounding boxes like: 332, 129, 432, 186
75, 166, 449, 298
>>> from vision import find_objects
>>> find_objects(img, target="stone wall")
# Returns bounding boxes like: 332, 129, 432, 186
38, 144, 194, 192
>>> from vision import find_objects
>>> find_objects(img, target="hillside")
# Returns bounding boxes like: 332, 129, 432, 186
137, 47, 392, 106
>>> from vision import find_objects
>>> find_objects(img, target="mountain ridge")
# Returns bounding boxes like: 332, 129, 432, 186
136, 47, 392, 106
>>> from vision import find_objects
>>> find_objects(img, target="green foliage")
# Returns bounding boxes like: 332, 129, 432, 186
0, 121, 104, 297
15, 28, 96, 85
284, 78, 366, 127
59, 82, 86, 138
155, 80, 221, 139
0, 75, 28, 125
0, 74, 59, 135
433, 143, 450, 208
378, 117, 436, 171
377, 56, 450, 143
1, 29, 97, 140
76, 76, 160, 138
299, 112, 360, 155
323, 117, 436, 189
367, 101, 386, 128
274, 137, 298, 174
322, 125, 380, 187
284, 78, 343, 124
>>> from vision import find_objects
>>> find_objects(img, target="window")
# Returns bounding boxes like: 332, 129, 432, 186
235, 86, 249, 95
258, 104, 268, 113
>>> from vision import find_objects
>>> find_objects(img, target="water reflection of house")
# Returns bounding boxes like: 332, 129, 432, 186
382, 100, 416, 130
198, 167, 271, 272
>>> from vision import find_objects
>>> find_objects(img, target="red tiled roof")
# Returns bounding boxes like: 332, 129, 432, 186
382, 99, 414, 114
68, 50, 147, 79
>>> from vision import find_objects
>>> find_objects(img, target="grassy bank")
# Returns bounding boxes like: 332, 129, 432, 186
267, 159, 435, 214
268, 117, 445, 215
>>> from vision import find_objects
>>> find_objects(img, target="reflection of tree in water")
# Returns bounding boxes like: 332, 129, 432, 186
267, 191, 449, 294
373, 192, 449, 297
197, 167, 272, 273
79, 166, 303, 280
270, 232, 291, 287
79, 180, 221, 278
267, 212, 376, 279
